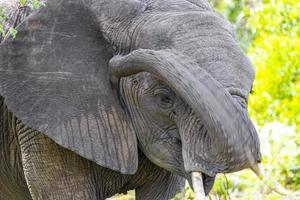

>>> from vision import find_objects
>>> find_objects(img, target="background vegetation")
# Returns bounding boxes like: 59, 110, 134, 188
0, 0, 299, 199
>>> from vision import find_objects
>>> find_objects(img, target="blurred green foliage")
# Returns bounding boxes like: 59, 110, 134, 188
210, 0, 256, 51
0, 5, 8, 38
19, 0, 45, 8
210, 0, 300, 130
246, 0, 300, 130
0, 0, 44, 40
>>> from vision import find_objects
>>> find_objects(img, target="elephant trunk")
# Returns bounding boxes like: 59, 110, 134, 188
109, 48, 288, 196
109, 49, 261, 175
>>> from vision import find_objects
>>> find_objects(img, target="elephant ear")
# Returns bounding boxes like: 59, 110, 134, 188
0, 1, 138, 174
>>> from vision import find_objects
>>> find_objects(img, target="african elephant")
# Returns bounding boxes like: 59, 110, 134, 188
0, 0, 286, 199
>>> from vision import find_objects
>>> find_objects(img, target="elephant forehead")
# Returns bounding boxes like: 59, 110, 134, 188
129, 11, 253, 92
130, 11, 234, 50
178, 40, 255, 92
143, 0, 211, 12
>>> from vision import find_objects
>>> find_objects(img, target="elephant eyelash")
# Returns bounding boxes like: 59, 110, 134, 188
227, 88, 247, 102
250, 85, 254, 94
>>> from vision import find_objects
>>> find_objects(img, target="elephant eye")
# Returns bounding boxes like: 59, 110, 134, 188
153, 88, 175, 109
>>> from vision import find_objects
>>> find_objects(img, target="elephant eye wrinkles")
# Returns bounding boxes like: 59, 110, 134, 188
153, 88, 175, 109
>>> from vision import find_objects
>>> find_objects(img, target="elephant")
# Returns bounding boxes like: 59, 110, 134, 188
0, 0, 287, 199
0, 95, 185, 199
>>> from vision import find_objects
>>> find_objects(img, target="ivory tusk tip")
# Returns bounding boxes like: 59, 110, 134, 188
251, 164, 289, 196
273, 184, 289, 196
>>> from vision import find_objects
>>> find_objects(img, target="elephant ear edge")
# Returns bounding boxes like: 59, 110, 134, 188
0, 1, 138, 174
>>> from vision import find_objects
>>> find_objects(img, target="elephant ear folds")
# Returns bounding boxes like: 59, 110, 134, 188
0, 1, 138, 174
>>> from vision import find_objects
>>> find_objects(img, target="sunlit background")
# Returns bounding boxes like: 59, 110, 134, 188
1, 0, 299, 199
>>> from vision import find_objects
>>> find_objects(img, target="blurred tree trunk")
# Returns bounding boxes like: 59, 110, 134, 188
0, 0, 31, 42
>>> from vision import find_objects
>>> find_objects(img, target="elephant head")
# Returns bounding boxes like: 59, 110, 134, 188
0, 0, 286, 197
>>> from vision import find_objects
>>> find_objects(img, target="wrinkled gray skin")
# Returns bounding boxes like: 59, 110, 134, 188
0, 96, 184, 199
0, 0, 261, 199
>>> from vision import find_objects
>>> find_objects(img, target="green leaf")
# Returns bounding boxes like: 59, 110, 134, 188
31, 0, 45, 10
19, 0, 28, 7
8, 27, 18, 38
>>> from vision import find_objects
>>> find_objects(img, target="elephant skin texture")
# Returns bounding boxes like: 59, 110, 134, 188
0, 97, 184, 200
0, 0, 261, 199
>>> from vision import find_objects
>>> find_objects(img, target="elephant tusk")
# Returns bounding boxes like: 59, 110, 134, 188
251, 164, 288, 195
191, 172, 207, 200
